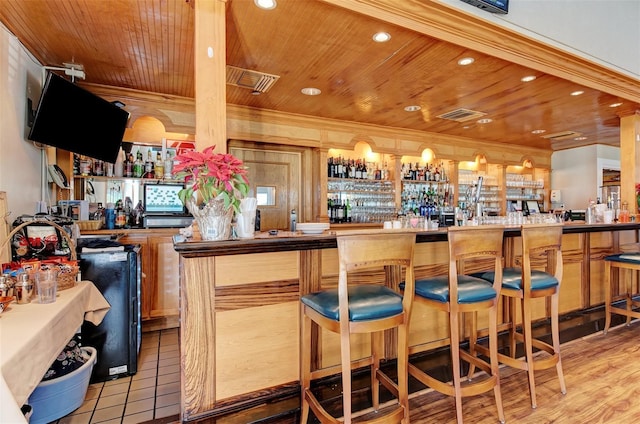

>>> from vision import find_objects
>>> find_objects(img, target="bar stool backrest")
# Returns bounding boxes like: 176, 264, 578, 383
521, 223, 563, 290
447, 225, 505, 301
336, 232, 417, 325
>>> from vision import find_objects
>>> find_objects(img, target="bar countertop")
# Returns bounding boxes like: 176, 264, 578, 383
173, 221, 640, 258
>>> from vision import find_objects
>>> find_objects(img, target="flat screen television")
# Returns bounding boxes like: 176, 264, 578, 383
143, 184, 187, 215
28, 71, 129, 163
459, 0, 508, 14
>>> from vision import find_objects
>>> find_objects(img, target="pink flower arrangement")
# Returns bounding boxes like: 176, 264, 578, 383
172, 145, 250, 213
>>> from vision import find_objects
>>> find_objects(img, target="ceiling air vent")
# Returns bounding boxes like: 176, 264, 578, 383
437, 108, 487, 122
541, 131, 582, 141
226, 65, 280, 93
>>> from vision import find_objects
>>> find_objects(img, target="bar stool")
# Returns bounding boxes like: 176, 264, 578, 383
603, 252, 640, 334
300, 231, 416, 424
407, 225, 505, 424
473, 223, 566, 409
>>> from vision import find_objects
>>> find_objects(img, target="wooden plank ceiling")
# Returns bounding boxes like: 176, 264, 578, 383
0, 0, 638, 152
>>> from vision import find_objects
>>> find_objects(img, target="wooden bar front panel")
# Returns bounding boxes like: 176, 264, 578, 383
175, 224, 640, 421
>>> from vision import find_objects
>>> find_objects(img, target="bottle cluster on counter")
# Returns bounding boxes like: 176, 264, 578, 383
99, 197, 146, 229
401, 182, 454, 217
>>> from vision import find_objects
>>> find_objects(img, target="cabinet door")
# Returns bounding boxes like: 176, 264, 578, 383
147, 235, 180, 318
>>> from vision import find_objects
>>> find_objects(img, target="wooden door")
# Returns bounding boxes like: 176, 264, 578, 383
230, 146, 301, 231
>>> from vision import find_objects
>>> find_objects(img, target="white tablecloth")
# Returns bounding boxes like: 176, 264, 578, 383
0, 281, 110, 423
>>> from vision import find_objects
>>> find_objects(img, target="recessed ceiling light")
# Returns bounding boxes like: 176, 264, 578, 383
477, 118, 493, 124
301, 87, 321, 96
531, 129, 546, 134
457, 57, 475, 66
254, 0, 277, 10
372, 32, 391, 43
404, 105, 421, 112
610, 102, 623, 107
571, 90, 584, 96
574, 136, 587, 141
521, 75, 536, 82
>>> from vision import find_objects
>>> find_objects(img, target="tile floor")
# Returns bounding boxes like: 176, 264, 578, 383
53, 328, 180, 424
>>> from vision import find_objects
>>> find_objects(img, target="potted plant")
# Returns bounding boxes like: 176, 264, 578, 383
172, 145, 250, 240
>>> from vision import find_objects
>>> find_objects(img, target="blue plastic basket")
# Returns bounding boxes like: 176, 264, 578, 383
28, 347, 97, 424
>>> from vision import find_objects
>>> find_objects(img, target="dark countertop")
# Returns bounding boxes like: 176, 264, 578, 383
173, 222, 640, 258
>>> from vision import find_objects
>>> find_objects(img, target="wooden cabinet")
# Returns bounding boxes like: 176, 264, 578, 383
116, 229, 180, 328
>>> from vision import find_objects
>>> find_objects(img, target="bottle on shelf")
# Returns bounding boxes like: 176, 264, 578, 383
94, 202, 105, 226
114, 147, 125, 177
133, 151, 144, 178
164, 151, 174, 179
154, 151, 164, 179
145, 150, 155, 178
133, 200, 145, 227
79, 155, 92, 176
124, 153, 134, 178
93, 159, 104, 176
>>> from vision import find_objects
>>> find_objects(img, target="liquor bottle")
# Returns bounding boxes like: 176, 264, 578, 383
73, 154, 80, 175
114, 148, 125, 177
328, 157, 334, 178
124, 153, 133, 177
93, 159, 104, 176
145, 150, 155, 178
154, 151, 164, 179
133, 151, 144, 178
336, 199, 344, 223
164, 151, 174, 179
79, 155, 92, 176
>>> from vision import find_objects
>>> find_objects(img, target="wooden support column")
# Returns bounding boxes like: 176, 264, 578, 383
619, 112, 640, 215
194, 0, 227, 153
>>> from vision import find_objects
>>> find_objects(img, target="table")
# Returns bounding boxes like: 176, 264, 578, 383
603, 253, 640, 334
0, 281, 110, 423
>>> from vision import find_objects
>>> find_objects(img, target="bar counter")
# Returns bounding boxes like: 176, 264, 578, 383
173, 222, 640, 422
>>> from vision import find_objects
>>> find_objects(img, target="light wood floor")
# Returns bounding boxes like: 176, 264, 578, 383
404, 321, 640, 423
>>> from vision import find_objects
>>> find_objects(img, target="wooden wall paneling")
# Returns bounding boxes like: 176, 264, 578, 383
215, 302, 300, 400
180, 255, 217, 420
215, 280, 299, 312
300, 249, 322, 370
214, 251, 299, 287
149, 235, 180, 318
589, 231, 616, 307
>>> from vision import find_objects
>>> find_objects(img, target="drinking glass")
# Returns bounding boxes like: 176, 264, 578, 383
36, 269, 58, 304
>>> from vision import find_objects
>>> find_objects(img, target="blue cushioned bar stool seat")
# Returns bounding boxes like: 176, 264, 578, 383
603, 252, 640, 333
472, 223, 566, 409
300, 231, 416, 424
406, 225, 505, 424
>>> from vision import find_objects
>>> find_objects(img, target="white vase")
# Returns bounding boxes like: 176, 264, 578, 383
186, 197, 233, 241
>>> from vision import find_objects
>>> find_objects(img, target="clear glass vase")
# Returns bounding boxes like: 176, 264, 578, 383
186, 197, 233, 241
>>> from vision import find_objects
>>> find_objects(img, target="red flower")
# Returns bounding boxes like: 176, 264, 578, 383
172, 145, 249, 213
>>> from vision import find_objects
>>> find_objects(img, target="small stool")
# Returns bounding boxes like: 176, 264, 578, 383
473, 223, 566, 409
300, 231, 416, 424
407, 225, 505, 424
603, 252, 640, 334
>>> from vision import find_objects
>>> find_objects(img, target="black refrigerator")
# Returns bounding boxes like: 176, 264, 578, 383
79, 244, 141, 382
